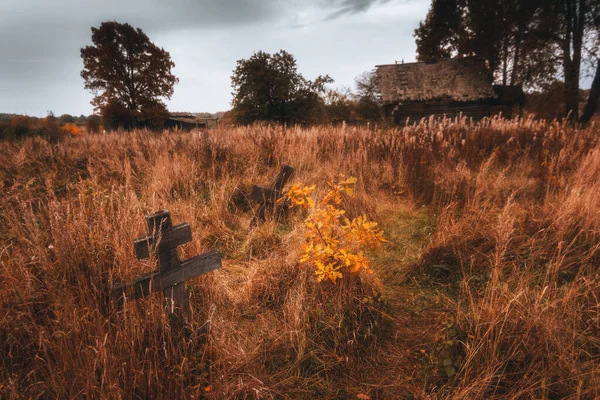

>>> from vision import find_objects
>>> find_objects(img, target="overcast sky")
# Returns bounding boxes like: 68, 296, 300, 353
0, 0, 429, 116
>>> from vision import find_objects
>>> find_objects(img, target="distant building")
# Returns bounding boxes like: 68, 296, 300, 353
374, 57, 524, 124
165, 112, 219, 130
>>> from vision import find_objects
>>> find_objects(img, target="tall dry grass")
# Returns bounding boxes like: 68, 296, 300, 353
0, 118, 599, 398
404, 117, 600, 398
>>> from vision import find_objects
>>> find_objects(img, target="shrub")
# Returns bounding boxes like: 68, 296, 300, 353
283, 176, 386, 283
100, 100, 135, 131
59, 114, 76, 125
86, 115, 101, 133
9, 115, 35, 138
0, 121, 9, 139
61, 122, 81, 136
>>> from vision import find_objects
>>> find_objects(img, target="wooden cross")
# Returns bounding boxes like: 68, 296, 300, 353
112, 210, 222, 313
250, 164, 294, 227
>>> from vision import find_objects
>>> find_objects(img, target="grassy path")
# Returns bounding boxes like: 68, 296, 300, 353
343, 197, 451, 398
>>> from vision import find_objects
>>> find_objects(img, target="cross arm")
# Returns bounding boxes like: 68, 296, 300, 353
111, 269, 158, 305
111, 250, 222, 305
133, 223, 192, 259
160, 250, 222, 288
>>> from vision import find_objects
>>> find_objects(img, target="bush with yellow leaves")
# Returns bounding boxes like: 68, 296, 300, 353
282, 176, 386, 283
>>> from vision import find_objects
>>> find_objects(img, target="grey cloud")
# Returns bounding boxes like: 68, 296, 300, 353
0, 0, 283, 32
0, 0, 285, 65
323, 0, 390, 20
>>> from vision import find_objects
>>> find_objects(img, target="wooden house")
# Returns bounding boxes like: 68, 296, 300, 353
374, 57, 523, 124
165, 112, 219, 130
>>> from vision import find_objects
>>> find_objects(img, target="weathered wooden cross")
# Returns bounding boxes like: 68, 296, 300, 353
249, 164, 295, 227
112, 210, 222, 313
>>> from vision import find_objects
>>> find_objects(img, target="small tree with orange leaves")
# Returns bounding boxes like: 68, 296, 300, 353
282, 176, 386, 283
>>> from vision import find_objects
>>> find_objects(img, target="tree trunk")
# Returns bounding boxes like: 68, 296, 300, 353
564, 65, 580, 120
502, 37, 509, 85
580, 60, 600, 125
510, 27, 522, 86
561, 0, 585, 122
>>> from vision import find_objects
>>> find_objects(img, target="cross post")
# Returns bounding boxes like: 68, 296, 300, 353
250, 164, 294, 227
112, 210, 222, 314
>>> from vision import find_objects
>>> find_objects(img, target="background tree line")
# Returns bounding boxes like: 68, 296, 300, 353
78, 22, 381, 131
415, 0, 600, 124
0, 112, 101, 141
3, 4, 599, 140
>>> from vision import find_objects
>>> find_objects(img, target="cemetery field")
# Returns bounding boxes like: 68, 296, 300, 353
1, 119, 600, 398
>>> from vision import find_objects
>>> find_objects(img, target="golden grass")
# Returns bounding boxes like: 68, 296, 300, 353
0, 118, 599, 398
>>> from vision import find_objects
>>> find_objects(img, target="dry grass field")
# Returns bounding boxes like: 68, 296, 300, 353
1, 118, 600, 399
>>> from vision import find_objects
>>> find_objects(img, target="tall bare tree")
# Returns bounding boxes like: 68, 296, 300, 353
354, 71, 383, 121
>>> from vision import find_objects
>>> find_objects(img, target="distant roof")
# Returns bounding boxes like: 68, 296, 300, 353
375, 57, 497, 103
169, 117, 201, 124
168, 112, 219, 120
169, 112, 196, 118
